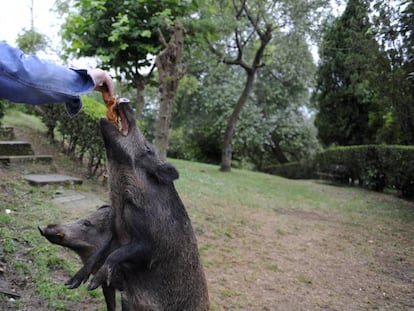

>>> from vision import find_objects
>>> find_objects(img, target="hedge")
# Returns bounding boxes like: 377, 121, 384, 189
263, 161, 317, 180
40, 96, 107, 177
314, 145, 414, 198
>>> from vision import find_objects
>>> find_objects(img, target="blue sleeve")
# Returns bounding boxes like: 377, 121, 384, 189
0, 42, 96, 116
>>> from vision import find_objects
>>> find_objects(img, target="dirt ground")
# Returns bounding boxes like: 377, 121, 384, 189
1, 127, 414, 310
200, 191, 414, 310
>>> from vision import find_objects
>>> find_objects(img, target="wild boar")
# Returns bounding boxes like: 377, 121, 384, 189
38, 205, 128, 311
67, 99, 209, 310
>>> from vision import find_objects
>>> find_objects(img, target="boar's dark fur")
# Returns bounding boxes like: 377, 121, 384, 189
67, 101, 209, 310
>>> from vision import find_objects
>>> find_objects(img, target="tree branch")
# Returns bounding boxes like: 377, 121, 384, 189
232, 0, 245, 19
156, 27, 168, 49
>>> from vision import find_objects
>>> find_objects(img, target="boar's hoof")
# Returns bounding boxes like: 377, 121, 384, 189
88, 265, 118, 290
88, 264, 113, 291
65, 278, 82, 290
65, 267, 91, 289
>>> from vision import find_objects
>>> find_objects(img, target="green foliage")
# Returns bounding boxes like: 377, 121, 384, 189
16, 28, 49, 54
55, 0, 326, 171
263, 161, 317, 180
3, 109, 47, 132
315, 145, 414, 197
193, 0, 328, 171
315, 0, 414, 146
172, 59, 238, 164
39, 96, 107, 177
60, 0, 196, 82
168, 127, 201, 161
173, 25, 322, 169
58, 0, 198, 119
372, 0, 414, 144
314, 0, 392, 146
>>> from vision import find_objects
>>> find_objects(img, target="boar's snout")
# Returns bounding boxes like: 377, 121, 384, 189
38, 225, 65, 241
38, 226, 45, 236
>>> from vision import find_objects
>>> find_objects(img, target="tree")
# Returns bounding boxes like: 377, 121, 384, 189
16, 29, 48, 54
197, 0, 328, 171
314, 0, 391, 146
241, 31, 321, 169
171, 53, 244, 164
206, 0, 272, 171
154, 20, 186, 161
59, 0, 195, 118
16, 0, 48, 54
171, 18, 321, 169
372, 0, 414, 144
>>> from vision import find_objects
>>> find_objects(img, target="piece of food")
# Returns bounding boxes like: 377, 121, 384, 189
102, 90, 118, 126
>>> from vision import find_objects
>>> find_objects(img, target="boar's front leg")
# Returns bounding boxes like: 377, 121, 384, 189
65, 238, 113, 289
87, 241, 153, 291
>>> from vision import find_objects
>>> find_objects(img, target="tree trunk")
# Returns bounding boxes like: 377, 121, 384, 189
220, 71, 255, 171
135, 78, 145, 120
216, 2, 272, 172
270, 140, 289, 164
154, 21, 186, 161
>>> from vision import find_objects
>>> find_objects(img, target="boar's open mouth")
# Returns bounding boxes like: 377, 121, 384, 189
119, 102, 129, 136
101, 98, 137, 142
108, 98, 131, 136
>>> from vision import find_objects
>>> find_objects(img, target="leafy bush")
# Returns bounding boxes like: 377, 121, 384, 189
39, 96, 107, 177
167, 127, 198, 160
168, 126, 222, 164
315, 145, 414, 197
263, 161, 316, 180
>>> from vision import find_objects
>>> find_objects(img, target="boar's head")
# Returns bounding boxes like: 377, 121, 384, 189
38, 205, 113, 262
100, 99, 178, 186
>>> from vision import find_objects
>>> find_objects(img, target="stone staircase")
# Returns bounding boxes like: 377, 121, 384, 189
0, 127, 82, 187
0, 141, 53, 164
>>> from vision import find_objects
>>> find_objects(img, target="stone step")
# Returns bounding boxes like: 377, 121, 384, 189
23, 174, 83, 186
0, 141, 34, 156
0, 155, 53, 165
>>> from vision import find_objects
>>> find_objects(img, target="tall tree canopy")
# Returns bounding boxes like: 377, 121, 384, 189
58, 0, 195, 116
314, 0, 391, 146
372, 0, 414, 144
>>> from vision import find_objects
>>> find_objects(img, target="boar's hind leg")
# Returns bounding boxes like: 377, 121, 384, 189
88, 242, 152, 291
66, 238, 113, 289
102, 284, 116, 311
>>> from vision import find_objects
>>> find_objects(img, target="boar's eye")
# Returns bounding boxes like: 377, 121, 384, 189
144, 143, 153, 154
83, 220, 92, 227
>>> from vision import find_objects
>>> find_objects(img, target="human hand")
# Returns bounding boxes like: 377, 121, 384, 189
90, 69, 114, 97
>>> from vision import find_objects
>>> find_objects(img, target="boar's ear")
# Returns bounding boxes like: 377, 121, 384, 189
155, 163, 179, 183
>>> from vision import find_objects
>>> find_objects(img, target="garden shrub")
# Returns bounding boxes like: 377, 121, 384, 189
39, 96, 107, 177
168, 127, 198, 161
263, 161, 316, 180
315, 145, 414, 198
